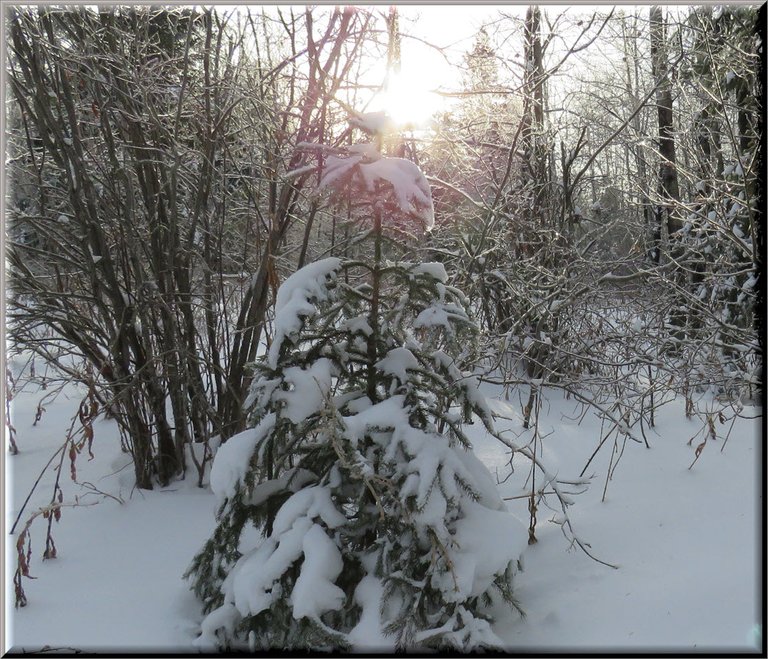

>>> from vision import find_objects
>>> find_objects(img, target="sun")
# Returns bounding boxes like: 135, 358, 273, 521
374, 69, 443, 128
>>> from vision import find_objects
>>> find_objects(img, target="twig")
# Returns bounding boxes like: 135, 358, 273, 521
491, 427, 618, 569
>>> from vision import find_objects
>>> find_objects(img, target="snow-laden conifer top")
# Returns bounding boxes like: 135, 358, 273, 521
318, 153, 435, 231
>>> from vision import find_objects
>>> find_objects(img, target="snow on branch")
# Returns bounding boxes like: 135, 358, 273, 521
315, 148, 435, 232
357, 157, 435, 231
348, 111, 397, 137
268, 257, 342, 368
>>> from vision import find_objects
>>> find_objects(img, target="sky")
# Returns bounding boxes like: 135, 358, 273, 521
397, 6, 515, 86
367, 5, 632, 123
365, 6, 514, 123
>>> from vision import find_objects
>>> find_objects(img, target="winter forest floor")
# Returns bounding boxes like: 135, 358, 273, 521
4, 353, 763, 654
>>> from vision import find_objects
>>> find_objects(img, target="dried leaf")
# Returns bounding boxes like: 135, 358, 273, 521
84, 424, 95, 460
33, 404, 46, 426
16, 531, 31, 577
69, 444, 78, 481
688, 440, 707, 470
14, 572, 28, 608
43, 537, 57, 560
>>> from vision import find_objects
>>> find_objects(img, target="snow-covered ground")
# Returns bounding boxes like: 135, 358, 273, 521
4, 356, 762, 653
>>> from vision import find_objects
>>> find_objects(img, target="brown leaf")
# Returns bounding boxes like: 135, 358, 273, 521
43, 537, 57, 560
84, 423, 94, 442
69, 444, 78, 481
17, 532, 30, 577
33, 404, 46, 426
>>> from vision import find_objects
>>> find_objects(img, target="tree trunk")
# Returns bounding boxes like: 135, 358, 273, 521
650, 5, 688, 342
650, 6, 683, 252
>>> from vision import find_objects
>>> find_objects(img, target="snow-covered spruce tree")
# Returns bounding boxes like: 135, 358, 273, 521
186, 120, 527, 651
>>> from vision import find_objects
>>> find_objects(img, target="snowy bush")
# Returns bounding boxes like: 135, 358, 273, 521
186, 253, 527, 651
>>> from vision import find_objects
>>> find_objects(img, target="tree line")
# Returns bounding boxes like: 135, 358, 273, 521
6, 5, 763, 490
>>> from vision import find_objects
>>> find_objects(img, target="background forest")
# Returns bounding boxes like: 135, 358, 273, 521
4, 3, 764, 653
